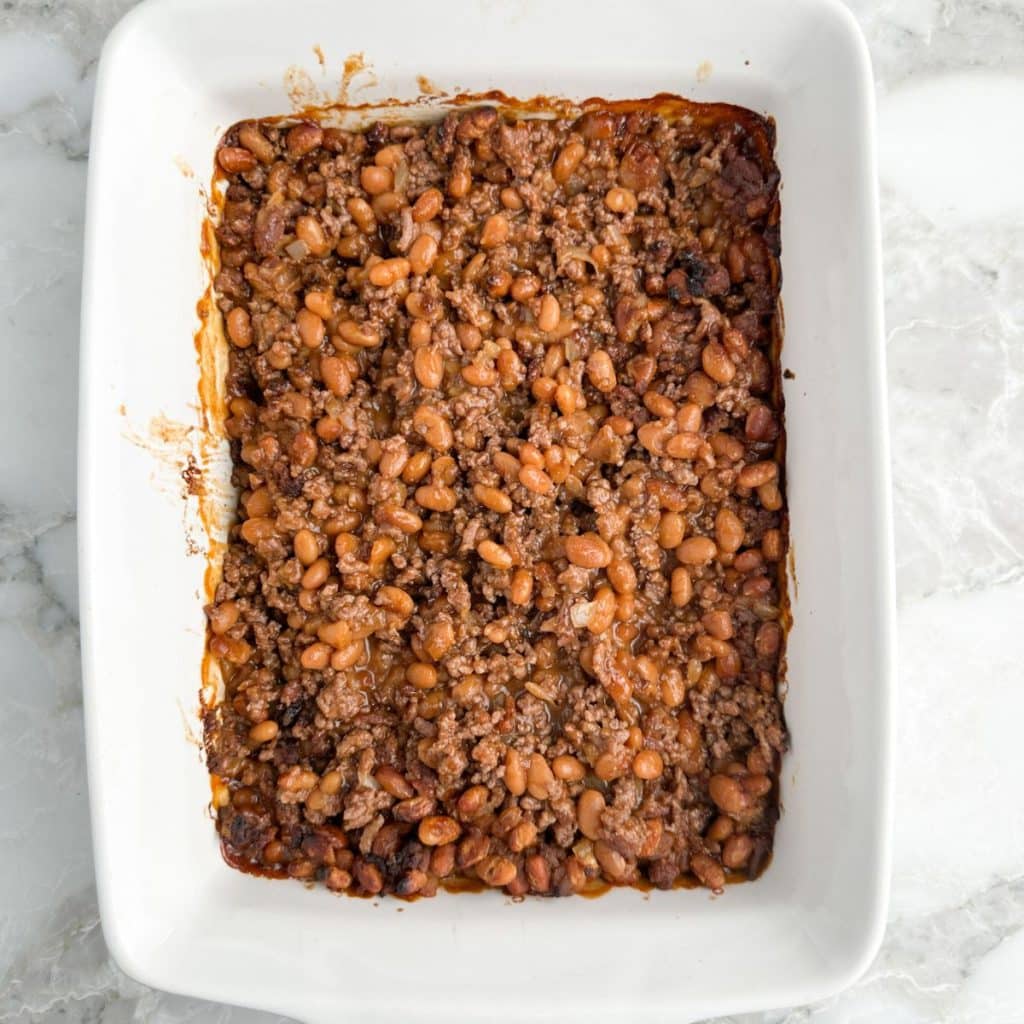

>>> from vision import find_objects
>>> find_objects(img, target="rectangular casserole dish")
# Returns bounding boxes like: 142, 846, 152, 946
78, 0, 895, 1020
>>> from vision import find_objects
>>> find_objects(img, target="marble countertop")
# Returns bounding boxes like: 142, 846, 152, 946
1, 1, 1022, 1021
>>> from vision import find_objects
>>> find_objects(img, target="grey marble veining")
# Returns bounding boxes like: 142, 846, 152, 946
1, 1, 1022, 1021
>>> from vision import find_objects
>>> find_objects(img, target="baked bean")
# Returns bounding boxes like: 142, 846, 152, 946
457, 833, 490, 869
672, 403, 701, 434
300, 642, 331, 670
408, 234, 438, 276
292, 308, 323, 350
632, 749, 664, 780
208, 600, 239, 635
412, 187, 443, 222
690, 853, 726, 891
511, 274, 540, 302
703, 609, 734, 640
237, 123, 274, 163
658, 512, 686, 550
480, 214, 509, 247
555, 383, 582, 416
526, 854, 550, 892
594, 750, 626, 782
407, 662, 439, 689
377, 444, 409, 481
331, 642, 364, 670
755, 621, 782, 657
423, 620, 455, 660
293, 528, 319, 566
378, 585, 415, 618
738, 460, 778, 489
448, 165, 472, 197
594, 840, 631, 883
509, 568, 534, 606
526, 753, 555, 800
552, 754, 585, 781
496, 348, 525, 389
315, 354, 352, 397
249, 720, 279, 745
402, 449, 433, 483
661, 432, 699, 459
218, 146, 256, 173
452, 787, 490, 826
643, 392, 676, 418
318, 620, 351, 648
676, 536, 718, 565
418, 816, 461, 846
585, 586, 617, 634
706, 815, 734, 843
372, 190, 402, 218
564, 532, 612, 569
286, 122, 322, 157
522, 443, 545, 468
295, 215, 330, 257
671, 567, 693, 607
715, 508, 745, 553
336, 319, 381, 348
226, 306, 253, 348
300, 558, 329, 590
408, 346, 443, 390
604, 186, 638, 213
394, 795, 434, 822
462, 361, 499, 387
360, 164, 393, 195
531, 376, 557, 403
346, 196, 376, 233
415, 484, 457, 513
577, 789, 606, 840
553, 141, 586, 183
537, 294, 561, 333
413, 405, 454, 451
638, 420, 669, 455
519, 465, 554, 496
238, 512, 274, 544
661, 666, 687, 708
701, 342, 736, 384
607, 558, 637, 595
368, 257, 411, 287
477, 539, 514, 569
710, 432, 745, 463
722, 833, 754, 869
758, 481, 783, 511
684, 370, 718, 408
734, 548, 764, 573
375, 766, 415, 799
762, 528, 783, 561
586, 350, 617, 393
473, 483, 512, 513
745, 403, 774, 440
500, 187, 524, 210
477, 855, 517, 888
504, 748, 527, 796
708, 774, 748, 815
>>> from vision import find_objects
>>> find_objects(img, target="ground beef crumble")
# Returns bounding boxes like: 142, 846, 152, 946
204, 99, 787, 899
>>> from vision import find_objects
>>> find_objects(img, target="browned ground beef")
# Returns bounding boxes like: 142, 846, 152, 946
204, 100, 786, 899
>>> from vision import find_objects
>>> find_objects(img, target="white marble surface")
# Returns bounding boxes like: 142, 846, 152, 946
1, 1, 1022, 1020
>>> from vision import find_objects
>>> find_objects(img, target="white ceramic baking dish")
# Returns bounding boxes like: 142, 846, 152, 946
78, 0, 894, 1019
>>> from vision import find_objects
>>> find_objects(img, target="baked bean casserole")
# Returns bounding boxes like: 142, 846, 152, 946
205, 100, 786, 899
